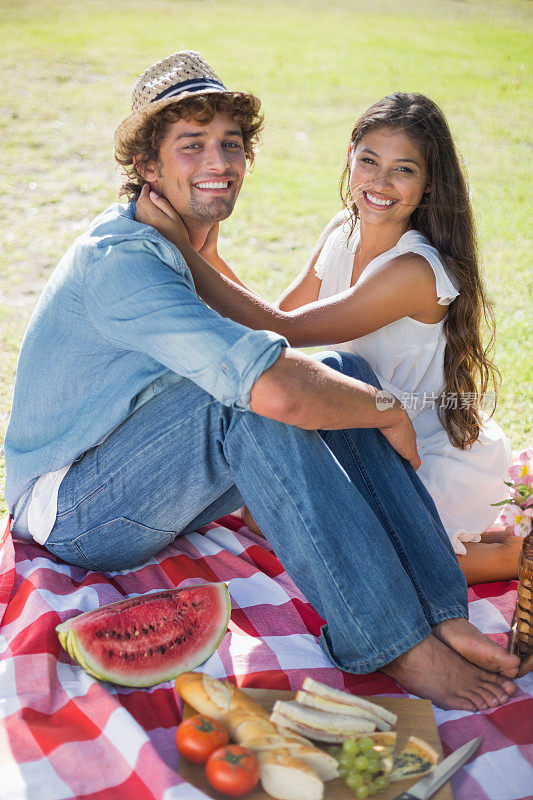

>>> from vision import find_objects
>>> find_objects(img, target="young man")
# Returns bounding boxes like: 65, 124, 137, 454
4, 51, 519, 709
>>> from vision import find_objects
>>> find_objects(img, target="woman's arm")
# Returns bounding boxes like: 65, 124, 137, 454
275, 209, 349, 311
198, 223, 259, 294
136, 187, 443, 347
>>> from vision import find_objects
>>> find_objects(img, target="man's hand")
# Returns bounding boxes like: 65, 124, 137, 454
136, 184, 190, 248
379, 410, 421, 471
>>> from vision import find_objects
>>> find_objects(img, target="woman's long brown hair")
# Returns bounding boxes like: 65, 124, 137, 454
340, 92, 499, 449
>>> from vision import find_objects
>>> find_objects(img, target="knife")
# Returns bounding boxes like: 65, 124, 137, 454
391, 736, 482, 800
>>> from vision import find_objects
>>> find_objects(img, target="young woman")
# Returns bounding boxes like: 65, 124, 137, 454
136, 92, 520, 585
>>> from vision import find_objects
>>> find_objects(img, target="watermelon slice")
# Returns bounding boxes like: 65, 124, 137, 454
56, 583, 231, 687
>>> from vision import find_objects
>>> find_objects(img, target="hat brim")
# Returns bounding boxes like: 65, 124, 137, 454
114, 87, 251, 148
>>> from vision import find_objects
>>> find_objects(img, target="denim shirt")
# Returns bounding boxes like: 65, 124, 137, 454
4, 202, 287, 512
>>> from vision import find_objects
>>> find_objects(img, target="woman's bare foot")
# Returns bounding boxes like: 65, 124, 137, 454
381, 634, 515, 711
433, 618, 520, 678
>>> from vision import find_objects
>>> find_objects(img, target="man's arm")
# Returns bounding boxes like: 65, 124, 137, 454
249, 348, 420, 470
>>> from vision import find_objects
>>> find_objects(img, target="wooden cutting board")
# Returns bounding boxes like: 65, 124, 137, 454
178, 688, 453, 800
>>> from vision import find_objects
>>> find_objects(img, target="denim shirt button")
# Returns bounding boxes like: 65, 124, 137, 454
221, 364, 230, 374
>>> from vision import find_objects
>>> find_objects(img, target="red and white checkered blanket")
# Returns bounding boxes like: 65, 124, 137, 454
1, 515, 532, 800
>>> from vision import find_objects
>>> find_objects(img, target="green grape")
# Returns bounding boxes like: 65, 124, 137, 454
366, 757, 381, 774
339, 752, 356, 769
355, 786, 369, 799
343, 739, 360, 756
346, 772, 365, 790
358, 737, 375, 752
374, 774, 390, 789
328, 745, 342, 759
338, 764, 351, 778
354, 755, 370, 771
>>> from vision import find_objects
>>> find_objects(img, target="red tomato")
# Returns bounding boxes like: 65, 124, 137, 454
206, 745, 260, 797
175, 714, 229, 764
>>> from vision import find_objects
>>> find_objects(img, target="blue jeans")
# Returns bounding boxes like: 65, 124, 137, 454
45, 352, 468, 673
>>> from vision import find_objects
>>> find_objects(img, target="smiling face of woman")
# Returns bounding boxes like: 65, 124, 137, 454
349, 127, 429, 230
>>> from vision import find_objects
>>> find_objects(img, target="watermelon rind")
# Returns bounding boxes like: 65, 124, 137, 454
56, 583, 231, 687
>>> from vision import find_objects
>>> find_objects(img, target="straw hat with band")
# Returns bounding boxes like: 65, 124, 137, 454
115, 50, 254, 148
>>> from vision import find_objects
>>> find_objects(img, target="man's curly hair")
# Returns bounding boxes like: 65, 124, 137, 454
116, 93, 264, 201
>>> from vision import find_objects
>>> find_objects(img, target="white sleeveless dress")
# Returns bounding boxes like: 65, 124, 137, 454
315, 223, 512, 554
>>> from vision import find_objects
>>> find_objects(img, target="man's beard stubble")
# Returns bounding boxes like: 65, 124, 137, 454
188, 191, 237, 225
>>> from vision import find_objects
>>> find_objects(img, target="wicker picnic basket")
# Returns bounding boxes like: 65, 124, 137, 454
508, 531, 533, 677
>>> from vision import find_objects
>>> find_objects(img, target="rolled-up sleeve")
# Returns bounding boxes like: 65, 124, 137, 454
83, 233, 287, 410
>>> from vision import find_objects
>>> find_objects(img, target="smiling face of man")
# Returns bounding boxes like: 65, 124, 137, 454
142, 112, 247, 233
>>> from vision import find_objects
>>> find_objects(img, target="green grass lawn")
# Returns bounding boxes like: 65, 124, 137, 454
1, 0, 532, 514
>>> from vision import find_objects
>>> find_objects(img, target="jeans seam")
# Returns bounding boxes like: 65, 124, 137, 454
339, 428, 435, 620
236, 414, 403, 662
56, 483, 105, 519
99, 397, 217, 484
426, 606, 469, 627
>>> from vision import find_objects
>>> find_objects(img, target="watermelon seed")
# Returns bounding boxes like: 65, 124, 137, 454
95, 631, 103, 638
149, 648, 153, 656
134, 630, 140, 637
149, 624, 155, 631
116, 633, 122, 640
142, 626, 149, 634
125, 632, 131, 639
108, 650, 114, 657
160, 645, 166, 654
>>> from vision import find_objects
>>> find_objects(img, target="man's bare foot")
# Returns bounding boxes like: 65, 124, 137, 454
242, 506, 265, 537
433, 618, 520, 678
381, 635, 515, 711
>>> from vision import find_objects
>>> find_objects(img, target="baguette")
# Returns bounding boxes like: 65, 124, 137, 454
302, 677, 397, 726
225, 709, 279, 741
257, 748, 324, 800
245, 736, 339, 781
226, 712, 338, 782
175, 672, 269, 722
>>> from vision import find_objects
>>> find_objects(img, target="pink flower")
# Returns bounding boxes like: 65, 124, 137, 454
501, 502, 533, 538
509, 449, 533, 481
